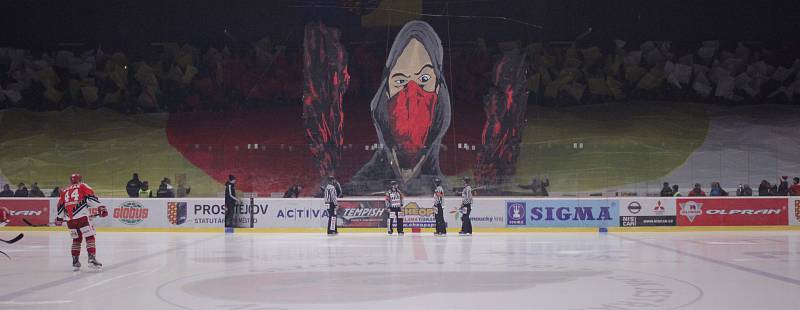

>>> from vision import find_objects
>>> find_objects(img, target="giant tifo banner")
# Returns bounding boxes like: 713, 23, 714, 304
505, 199, 619, 228
676, 198, 788, 226
619, 198, 676, 227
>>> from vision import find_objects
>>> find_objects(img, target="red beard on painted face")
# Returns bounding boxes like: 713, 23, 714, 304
385, 81, 438, 168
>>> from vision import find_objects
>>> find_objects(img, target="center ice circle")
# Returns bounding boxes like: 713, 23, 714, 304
182, 270, 601, 303
156, 262, 703, 309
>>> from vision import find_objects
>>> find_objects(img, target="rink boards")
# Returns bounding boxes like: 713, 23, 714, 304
2, 197, 800, 231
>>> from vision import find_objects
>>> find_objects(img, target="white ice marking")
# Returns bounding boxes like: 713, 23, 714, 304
66, 270, 150, 295
0, 300, 73, 305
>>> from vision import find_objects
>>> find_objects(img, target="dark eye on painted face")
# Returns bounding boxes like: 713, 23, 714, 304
418, 74, 431, 83
394, 79, 408, 85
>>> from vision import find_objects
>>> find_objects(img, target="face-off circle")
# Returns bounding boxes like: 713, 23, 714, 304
156, 261, 702, 310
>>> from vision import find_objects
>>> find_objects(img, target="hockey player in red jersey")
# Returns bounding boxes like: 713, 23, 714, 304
56, 173, 108, 270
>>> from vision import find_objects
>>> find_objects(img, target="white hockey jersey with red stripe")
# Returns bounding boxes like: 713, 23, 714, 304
57, 183, 102, 220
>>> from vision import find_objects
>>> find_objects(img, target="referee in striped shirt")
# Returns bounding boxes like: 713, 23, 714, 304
324, 176, 339, 235
459, 177, 473, 235
433, 178, 447, 235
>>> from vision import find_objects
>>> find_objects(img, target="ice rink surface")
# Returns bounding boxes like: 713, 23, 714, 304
1, 230, 799, 310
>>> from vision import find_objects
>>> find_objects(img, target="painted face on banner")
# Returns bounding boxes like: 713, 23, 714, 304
388, 39, 438, 97
385, 39, 439, 171
349, 21, 451, 195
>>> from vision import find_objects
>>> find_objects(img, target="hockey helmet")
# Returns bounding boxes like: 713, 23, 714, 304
70, 173, 82, 184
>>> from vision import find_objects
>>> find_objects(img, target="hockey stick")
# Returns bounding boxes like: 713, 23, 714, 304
24, 214, 101, 227
0, 233, 23, 244
451, 185, 491, 194
22, 218, 47, 227
448, 207, 468, 214
0, 232, 24, 259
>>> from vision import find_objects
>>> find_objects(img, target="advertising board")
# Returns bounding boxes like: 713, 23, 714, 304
676, 198, 787, 226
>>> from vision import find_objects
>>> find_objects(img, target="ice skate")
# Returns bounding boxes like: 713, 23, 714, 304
72, 256, 81, 271
88, 254, 102, 270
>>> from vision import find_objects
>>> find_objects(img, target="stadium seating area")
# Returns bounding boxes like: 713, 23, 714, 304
2, 36, 800, 197
2, 38, 800, 114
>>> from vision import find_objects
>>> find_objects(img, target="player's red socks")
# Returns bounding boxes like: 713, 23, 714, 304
71, 238, 82, 256
86, 236, 96, 255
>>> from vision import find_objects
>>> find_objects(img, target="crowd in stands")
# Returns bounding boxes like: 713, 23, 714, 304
124, 173, 190, 198
660, 176, 800, 197
2, 176, 799, 198
2, 38, 800, 114
0, 39, 303, 113
283, 184, 303, 198
518, 176, 550, 196
0, 182, 59, 197
525, 40, 800, 106
0, 173, 193, 199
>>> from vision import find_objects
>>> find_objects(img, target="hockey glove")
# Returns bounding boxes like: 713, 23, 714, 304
97, 206, 109, 218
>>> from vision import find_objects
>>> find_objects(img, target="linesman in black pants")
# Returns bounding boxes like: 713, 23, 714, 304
459, 177, 473, 236
224, 174, 239, 228
386, 180, 404, 235
433, 178, 446, 235
324, 176, 339, 235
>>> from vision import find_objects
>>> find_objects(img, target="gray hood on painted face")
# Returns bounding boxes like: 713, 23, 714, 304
347, 21, 452, 195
